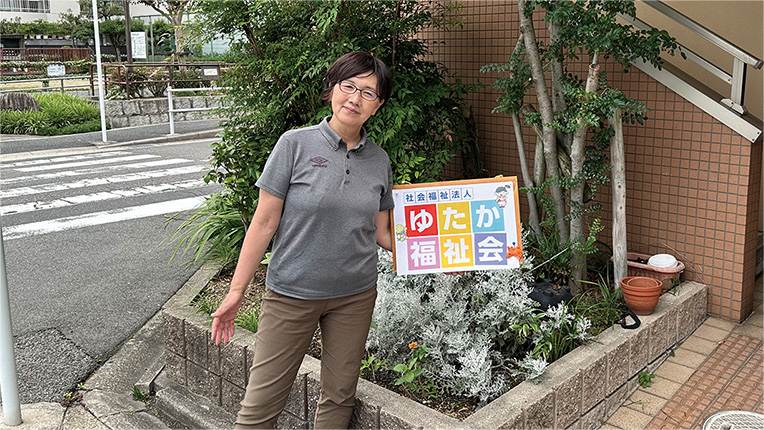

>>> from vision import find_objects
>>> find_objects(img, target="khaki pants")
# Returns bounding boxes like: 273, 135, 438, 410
235, 286, 377, 429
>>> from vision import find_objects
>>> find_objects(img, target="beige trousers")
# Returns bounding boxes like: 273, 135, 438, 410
234, 286, 377, 429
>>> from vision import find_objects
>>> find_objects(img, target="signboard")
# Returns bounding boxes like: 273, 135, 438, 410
202, 66, 220, 80
46, 64, 65, 76
131, 31, 147, 59
391, 177, 523, 275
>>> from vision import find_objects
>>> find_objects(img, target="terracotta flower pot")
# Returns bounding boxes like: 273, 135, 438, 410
620, 276, 662, 316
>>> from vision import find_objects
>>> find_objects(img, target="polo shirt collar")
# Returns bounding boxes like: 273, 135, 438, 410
319, 116, 368, 152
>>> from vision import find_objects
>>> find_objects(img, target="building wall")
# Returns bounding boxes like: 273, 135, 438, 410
633, 0, 764, 232
421, 1, 762, 322
0, 0, 78, 22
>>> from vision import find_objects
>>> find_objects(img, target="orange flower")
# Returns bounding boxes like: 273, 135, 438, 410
408, 341, 418, 349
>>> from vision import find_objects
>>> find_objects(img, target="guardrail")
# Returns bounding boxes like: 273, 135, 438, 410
0, 75, 91, 94
167, 86, 228, 134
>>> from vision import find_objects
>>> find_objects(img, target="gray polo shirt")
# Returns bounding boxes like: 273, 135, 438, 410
256, 117, 394, 299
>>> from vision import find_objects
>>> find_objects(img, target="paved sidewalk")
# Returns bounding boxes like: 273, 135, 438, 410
604, 275, 764, 429
0, 118, 222, 155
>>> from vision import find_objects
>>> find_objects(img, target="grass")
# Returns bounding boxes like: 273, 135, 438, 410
0, 93, 108, 136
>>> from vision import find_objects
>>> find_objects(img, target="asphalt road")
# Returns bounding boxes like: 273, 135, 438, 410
0, 139, 222, 403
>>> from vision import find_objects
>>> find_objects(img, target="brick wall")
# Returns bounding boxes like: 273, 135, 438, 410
421, 1, 762, 322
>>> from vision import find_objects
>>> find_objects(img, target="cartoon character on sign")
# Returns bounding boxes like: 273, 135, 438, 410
395, 224, 408, 242
494, 186, 510, 208
506, 242, 523, 266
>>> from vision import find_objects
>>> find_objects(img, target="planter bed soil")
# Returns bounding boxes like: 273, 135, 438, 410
161, 262, 707, 429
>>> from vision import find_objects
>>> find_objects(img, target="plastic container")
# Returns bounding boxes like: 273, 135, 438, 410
612, 252, 685, 292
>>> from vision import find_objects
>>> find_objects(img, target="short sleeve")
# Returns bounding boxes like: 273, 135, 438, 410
255, 136, 293, 200
379, 160, 394, 211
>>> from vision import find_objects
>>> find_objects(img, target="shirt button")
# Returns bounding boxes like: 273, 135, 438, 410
346, 169, 350, 174
346, 154, 350, 159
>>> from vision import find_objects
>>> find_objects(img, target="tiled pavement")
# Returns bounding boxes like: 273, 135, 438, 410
603, 275, 764, 429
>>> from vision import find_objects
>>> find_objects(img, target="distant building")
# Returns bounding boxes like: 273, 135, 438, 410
0, 0, 79, 23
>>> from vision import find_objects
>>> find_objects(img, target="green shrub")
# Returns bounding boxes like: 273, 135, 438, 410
0, 93, 104, 135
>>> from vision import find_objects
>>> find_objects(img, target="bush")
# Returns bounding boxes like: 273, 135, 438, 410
0, 93, 105, 135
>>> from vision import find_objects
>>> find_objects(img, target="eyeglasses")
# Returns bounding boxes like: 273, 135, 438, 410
336, 80, 380, 102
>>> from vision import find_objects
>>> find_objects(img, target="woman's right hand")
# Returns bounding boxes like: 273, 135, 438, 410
210, 291, 244, 345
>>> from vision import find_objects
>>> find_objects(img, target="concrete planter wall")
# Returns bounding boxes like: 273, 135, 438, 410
161, 263, 707, 429
104, 96, 224, 129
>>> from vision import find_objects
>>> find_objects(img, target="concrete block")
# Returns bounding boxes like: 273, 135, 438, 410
184, 318, 208, 368
149, 114, 166, 124
605, 376, 638, 417
187, 361, 221, 406
285, 372, 308, 420
191, 96, 207, 108
128, 114, 151, 126
350, 394, 380, 429
155, 383, 235, 430
206, 97, 221, 108
174, 97, 192, 110
629, 326, 650, 375
525, 390, 555, 429
220, 340, 248, 388
164, 351, 186, 386
278, 412, 309, 429
221, 380, 245, 416
80, 390, 146, 419
123, 100, 140, 116
607, 336, 630, 395
107, 116, 128, 129
104, 101, 123, 117
101, 411, 169, 430
142, 99, 161, 114
581, 349, 608, 412
577, 401, 607, 430
162, 312, 185, 357
554, 371, 582, 429
208, 337, 221, 376
648, 312, 671, 363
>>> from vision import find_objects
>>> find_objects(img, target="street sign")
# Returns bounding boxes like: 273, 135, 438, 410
131, 31, 147, 59
46, 64, 65, 76
391, 176, 523, 275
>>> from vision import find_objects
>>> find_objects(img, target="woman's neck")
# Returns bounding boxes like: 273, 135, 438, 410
328, 117, 362, 150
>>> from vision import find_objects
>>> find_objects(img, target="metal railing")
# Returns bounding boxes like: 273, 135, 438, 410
0, 48, 91, 63
90, 62, 224, 100
167, 86, 228, 135
622, 1, 763, 115
0, 75, 91, 94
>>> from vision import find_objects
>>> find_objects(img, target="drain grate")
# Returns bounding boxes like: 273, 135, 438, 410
702, 410, 764, 430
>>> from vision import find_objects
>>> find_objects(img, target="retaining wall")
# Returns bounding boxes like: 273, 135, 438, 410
161, 263, 707, 429
103, 96, 224, 129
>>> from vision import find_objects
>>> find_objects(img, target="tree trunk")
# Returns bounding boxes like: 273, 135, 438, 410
517, 0, 568, 242
549, 20, 571, 153
569, 55, 600, 294
609, 108, 628, 288
511, 111, 542, 236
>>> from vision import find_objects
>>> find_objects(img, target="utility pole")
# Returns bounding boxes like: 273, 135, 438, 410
0, 225, 22, 426
124, 0, 133, 63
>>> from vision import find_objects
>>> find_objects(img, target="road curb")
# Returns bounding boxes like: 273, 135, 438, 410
93, 128, 223, 148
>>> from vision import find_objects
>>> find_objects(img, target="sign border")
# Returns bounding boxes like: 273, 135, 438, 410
390, 176, 523, 274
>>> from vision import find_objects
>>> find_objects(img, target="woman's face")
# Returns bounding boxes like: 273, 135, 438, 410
330, 72, 384, 129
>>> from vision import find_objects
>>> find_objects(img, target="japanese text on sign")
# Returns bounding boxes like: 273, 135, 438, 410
391, 177, 523, 275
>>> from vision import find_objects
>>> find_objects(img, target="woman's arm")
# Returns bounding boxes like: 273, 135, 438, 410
211, 190, 284, 345
375, 209, 393, 252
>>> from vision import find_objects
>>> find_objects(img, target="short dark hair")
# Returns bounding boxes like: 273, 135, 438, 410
321, 51, 392, 104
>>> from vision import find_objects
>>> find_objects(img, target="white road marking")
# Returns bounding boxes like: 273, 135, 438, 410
13, 154, 159, 172
0, 159, 194, 186
0, 151, 132, 169
0, 165, 205, 199
2, 196, 207, 240
1, 179, 207, 215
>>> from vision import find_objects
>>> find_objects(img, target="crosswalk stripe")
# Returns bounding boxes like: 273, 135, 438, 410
0, 165, 205, 199
0, 151, 132, 169
2, 196, 208, 240
1, 179, 207, 216
0, 158, 194, 186
13, 154, 160, 172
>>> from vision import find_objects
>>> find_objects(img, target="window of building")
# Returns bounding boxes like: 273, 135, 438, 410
0, 0, 51, 13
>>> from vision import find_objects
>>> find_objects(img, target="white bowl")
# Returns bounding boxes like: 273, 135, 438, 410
648, 253, 678, 268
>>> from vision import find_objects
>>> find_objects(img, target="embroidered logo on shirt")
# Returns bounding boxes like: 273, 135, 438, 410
310, 156, 329, 168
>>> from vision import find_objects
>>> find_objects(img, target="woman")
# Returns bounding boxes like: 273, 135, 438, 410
210, 51, 394, 429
